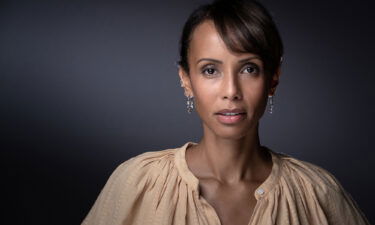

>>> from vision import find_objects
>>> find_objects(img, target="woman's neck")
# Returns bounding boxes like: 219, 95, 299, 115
193, 123, 271, 184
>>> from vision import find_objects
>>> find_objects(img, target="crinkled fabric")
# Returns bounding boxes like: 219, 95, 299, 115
82, 142, 370, 225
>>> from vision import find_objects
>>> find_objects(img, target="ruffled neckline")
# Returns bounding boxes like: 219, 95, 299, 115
174, 141, 282, 200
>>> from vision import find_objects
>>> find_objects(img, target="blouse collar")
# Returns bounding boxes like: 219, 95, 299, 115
174, 141, 282, 200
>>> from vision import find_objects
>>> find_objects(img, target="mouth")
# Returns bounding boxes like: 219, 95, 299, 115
214, 109, 247, 124
215, 108, 246, 115
215, 112, 246, 116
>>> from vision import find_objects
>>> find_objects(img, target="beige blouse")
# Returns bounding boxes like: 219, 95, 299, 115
82, 142, 370, 225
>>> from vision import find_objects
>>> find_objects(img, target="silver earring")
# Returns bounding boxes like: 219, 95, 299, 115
186, 96, 194, 113
268, 95, 274, 114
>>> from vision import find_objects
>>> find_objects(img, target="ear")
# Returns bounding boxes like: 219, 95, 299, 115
178, 66, 194, 97
269, 66, 281, 96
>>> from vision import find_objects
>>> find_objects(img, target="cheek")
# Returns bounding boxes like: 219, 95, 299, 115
244, 82, 268, 115
192, 80, 218, 114
246, 82, 267, 100
242, 79, 269, 112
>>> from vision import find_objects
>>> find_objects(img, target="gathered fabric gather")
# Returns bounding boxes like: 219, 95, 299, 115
82, 142, 369, 225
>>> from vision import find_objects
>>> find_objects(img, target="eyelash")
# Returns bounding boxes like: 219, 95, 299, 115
202, 66, 218, 76
242, 63, 260, 74
201, 63, 260, 76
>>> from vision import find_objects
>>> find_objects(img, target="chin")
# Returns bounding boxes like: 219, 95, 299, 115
212, 124, 253, 140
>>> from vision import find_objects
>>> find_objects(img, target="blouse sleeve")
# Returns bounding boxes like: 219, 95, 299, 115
311, 164, 371, 225
325, 183, 370, 225
81, 149, 178, 225
81, 157, 139, 225
283, 156, 370, 225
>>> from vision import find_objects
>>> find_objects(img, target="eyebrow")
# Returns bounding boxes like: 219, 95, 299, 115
196, 56, 261, 65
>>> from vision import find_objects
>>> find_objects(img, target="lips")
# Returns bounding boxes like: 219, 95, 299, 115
215, 109, 246, 124
215, 108, 246, 115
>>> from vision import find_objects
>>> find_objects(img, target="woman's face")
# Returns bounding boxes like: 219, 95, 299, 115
179, 20, 279, 139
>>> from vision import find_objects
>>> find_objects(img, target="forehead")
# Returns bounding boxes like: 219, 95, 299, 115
189, 20, 226, 57
188, 20, 257, 62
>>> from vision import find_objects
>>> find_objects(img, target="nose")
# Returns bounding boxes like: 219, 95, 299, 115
221, 71, 242, 101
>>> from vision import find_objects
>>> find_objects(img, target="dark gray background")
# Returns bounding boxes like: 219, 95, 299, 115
1, 0, 374, 224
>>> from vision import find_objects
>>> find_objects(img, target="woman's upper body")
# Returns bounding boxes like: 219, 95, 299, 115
81, 141, 369, 225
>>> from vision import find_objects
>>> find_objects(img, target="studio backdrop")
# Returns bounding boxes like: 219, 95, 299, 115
1, 0, 374, 224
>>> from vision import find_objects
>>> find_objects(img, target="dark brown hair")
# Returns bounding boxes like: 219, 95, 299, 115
178, 0, 283, 77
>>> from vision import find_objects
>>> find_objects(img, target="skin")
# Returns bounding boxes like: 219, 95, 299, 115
178, 20, 281, 225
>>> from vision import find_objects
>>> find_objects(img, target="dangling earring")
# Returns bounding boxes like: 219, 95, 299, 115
268, 95, 274, 114
186, 96, 194, 113
180, 79, 194, 113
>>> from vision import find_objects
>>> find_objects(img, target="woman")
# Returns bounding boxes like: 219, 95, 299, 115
82, 0, 369, 224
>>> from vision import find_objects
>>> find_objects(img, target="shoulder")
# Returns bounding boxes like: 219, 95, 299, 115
112, 146, 179, 184
272, 152, 370, 224
82, 146, 182, 224
274, 152, 343, 194
94, 146, 180, 197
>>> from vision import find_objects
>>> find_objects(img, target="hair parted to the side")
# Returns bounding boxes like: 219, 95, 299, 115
178, 0, 283, 77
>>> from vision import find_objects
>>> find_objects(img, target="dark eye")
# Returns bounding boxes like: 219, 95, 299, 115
202, 67, 218, 76
242, 64, 259, 74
